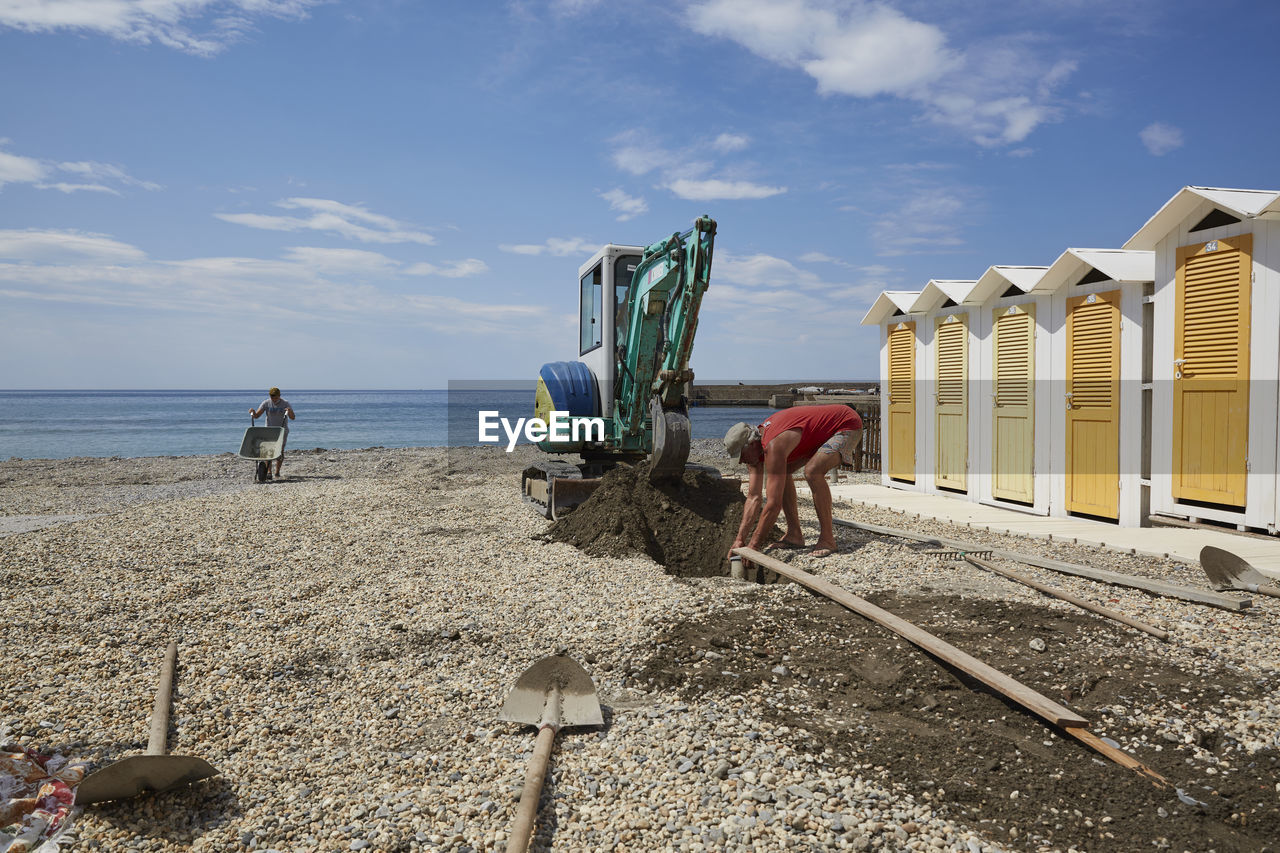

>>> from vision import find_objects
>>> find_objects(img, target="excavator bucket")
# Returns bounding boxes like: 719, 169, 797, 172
649, 397, 690, 483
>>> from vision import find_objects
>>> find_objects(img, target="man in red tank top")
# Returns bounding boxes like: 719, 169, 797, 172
724, 404, 862, 559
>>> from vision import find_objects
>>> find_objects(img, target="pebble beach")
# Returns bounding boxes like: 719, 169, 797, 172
3, 445, 1278, 852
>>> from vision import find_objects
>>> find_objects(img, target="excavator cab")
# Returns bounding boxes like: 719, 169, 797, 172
522, 217, 716, 518
577, 245, 643, 420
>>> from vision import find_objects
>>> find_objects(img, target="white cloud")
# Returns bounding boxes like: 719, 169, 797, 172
281, 247, 402, 274
871, 190, 968, 256
404, 259, 490, 278
608, 129, 784, 202
1140, 122, 1183, 156
58, 160, 162, 191
665, 178, 786, 201
0, 0, 320, 56
403, 294, 545, 319
0, 145, 161, 193
0, 229, 148, 262
599, 188, 649, 221
611, 132, 672, 176
216, 198, 437, 245
549, 0, 603, 15
0, 233, 541, 335
0, 150, 47, 187
687, 0, 1076, 145
499, 237, 597, 257
689, 0, 954, 96
712, 133, 750, 153
716, 253, 827, 289
35, 182, 120, 195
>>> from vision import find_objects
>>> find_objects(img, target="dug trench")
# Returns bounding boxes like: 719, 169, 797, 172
638, 593, 1279, 852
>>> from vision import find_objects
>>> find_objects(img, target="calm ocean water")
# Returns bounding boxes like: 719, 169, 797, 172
0, 390, 770, 460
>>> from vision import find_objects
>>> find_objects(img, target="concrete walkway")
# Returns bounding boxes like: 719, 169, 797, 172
801, 482, 1280, 580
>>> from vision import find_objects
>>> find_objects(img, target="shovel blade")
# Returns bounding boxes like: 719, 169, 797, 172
499, 655, 602, 729
76, 754, 219, 805
1200, 545, 1269, 591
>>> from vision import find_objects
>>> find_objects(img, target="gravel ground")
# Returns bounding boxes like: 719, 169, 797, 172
2, 445, 1278, 852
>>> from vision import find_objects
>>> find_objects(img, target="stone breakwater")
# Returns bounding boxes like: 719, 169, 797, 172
2, 446, 1277, 852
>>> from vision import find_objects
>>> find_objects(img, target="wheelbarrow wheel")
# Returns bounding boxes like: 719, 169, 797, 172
255, 461, 269, 484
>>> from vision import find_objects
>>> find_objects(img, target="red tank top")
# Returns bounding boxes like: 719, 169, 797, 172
759, 404, 862, 467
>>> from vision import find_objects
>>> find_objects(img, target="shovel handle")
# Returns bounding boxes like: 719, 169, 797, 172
147, 641, 178, 756
508, 725, 556, 853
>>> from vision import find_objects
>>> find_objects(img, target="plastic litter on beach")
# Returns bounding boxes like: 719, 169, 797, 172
0, 738, 84, 853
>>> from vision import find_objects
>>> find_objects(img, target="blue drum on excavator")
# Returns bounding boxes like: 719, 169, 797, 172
521, 216, 717, 518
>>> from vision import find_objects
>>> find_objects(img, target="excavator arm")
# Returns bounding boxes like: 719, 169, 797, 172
614, 216, 717, 479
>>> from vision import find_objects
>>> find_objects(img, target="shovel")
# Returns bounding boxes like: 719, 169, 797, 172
1200, 546, 1280, 598
498, 655, 602, 852
76, 641, 218, 805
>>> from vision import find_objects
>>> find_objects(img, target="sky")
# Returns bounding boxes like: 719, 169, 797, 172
2, 0, 1279, 389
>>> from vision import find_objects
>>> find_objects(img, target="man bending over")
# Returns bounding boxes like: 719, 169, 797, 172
724, 404, 862, 559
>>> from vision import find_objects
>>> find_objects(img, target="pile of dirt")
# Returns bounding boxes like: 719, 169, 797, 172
547, 462, 744, 576
638, 592, 1280, 852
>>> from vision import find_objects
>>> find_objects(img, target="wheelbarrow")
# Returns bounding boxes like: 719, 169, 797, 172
237, 415, 286, 483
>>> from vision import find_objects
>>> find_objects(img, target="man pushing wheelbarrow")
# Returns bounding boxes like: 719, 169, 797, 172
248, 387, 295, 480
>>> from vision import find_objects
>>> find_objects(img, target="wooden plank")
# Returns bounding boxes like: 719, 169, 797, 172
964, 555, 1169, 641
732, 546, 1089, 728
1064, 727, 1172, 789
832, 516, 1252, 611
1149, 513, 1279, 542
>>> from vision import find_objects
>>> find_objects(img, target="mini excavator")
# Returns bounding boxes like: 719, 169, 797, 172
521, 216, 717, 518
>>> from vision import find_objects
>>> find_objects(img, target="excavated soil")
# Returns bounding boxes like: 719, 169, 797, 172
546, 461, 745, 576
638, 592, 1280, 853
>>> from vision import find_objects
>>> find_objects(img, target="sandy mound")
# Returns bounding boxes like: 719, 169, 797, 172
547, 462, 744, 576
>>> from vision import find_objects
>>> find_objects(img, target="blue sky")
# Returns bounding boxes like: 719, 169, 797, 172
2, 0, 1278, 389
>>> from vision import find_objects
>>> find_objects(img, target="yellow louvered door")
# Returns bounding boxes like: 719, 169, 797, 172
1174, 234, 1251, 507
992, 305, 1035, 503
887, 321, 916, 482
935, 314, 967, 491
1066, 291, 1120, 518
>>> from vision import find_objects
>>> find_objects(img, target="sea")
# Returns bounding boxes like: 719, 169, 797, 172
0, 390, 771, 461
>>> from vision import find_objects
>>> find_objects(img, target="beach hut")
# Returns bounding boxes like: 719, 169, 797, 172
862, 291, 923, 487
1030, 249, 1154, 526
963, 266, 1051, 513
1124, 186, 1280, 533
909, 281, 979, 496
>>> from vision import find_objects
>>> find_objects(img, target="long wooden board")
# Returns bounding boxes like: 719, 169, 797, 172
832, 517, 1250, 611
964, 555, 1169, 641
732, 547, 1088, 727
1064, 727, 1171, 789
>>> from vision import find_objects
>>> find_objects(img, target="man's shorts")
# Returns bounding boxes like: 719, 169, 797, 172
817, 429, 862, 466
